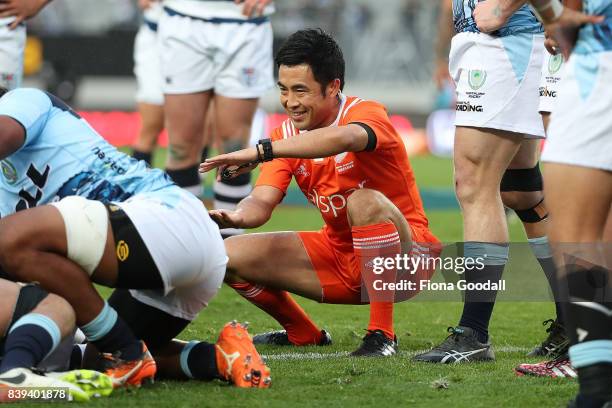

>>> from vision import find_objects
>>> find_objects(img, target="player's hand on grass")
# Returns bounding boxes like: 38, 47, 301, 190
235, 0, 272, 17
474, 0, 512, 33
208, 209, 244, 229
0, 0, 49, 30
200, 147, 260, 180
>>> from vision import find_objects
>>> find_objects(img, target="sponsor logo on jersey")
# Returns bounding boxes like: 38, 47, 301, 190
539, 87, 557, 98
334, 152, 348, 164
1, 160, 17, 184
294, 164, 310, 178
468, 69, 487, 90
456, 101, 483, 112
548, 54, 563, 75
308, 180, 367, 218
116, 240, 129, 262
334, 152, 354, 173
466, 91, 485, 99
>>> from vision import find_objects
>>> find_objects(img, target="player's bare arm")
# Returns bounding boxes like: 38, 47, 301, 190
434, 0, 454, 89
208, 185, 283, 229
530, 1, 604, 58
0, 116, 25, 159
0, 0, 51, 30
474, 0, 529, 32
200, 123, 369, 176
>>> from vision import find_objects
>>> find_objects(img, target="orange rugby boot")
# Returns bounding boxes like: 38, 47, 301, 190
101, 341, 156, 388
215, 321, 271, 388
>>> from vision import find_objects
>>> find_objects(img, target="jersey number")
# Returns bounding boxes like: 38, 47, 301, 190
16, 164, 50, 212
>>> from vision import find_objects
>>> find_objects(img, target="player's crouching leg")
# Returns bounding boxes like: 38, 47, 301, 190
346, 188, 407, 356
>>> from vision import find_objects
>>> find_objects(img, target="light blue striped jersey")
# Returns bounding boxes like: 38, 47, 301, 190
0, 88, 176, 218
453, 0, 543, 36
575, 0, 612, 54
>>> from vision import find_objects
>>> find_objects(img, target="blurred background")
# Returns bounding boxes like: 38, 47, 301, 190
24, 0, 440, 116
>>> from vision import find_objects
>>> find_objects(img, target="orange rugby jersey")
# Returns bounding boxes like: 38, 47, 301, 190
256, 95, 434, 250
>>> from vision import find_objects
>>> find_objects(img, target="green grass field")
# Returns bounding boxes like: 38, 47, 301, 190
68, 153, 575, 407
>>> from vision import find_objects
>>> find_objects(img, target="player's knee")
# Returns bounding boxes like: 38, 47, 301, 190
454, 173, 481, 206
500, 164, 542, 192
167, 144, 195, 164
223, 236, 249, 282
347, 189, 391, 226
454, 154, 501, 205
454, 165, 486, 206
38, 293, 76, 338
500, 164, 546, 219
500, 190, 543, 210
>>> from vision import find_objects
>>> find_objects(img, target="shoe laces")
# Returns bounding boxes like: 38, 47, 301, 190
100, 352, 124, 370
540, 319, 568, 353
361, 330, 391, 349
545, 350, 570, 369
542, 319, 564, 337
432, 327, 465, 351
101, 348, 142, 371
446, 326, 465, 341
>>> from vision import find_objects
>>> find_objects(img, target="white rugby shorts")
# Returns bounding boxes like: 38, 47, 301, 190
450, 32, 545, 138
133, 22, 164, 105
115, 187, 227, 321
542, 51, 612, 171
158, 8, 274, 98
538, 49, 565, 114
0, 22, 25, 90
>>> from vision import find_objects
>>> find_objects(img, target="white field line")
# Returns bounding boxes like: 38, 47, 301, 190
261, 346, 529, 361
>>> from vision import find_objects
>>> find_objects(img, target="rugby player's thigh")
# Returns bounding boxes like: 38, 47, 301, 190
225, 231, 322, 299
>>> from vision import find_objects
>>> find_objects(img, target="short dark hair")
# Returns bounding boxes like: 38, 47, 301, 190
275, 28, 345, 92
0, 86, 8, 98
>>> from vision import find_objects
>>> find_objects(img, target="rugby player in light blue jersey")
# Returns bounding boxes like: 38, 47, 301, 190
477, 1, 611, 406
0, 87, 270, 388
537, 1, 611, 406
415, 0, 561, 364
